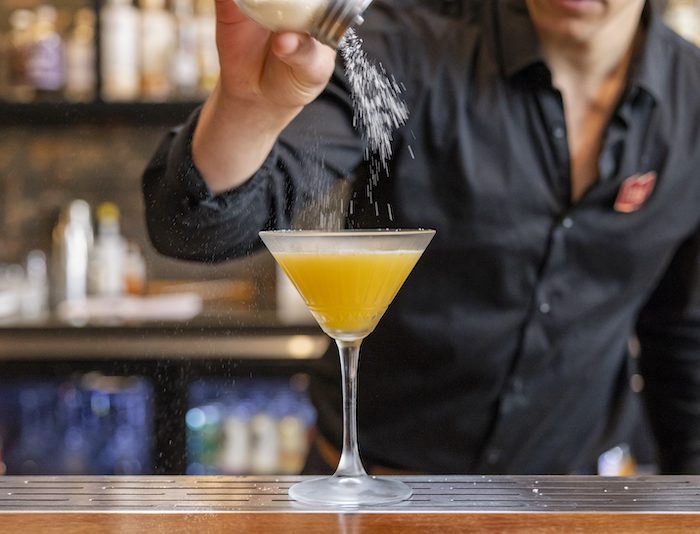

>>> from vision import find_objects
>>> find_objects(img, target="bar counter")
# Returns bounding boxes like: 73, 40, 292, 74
1, 475, 700, 533
0, 312, 327, 361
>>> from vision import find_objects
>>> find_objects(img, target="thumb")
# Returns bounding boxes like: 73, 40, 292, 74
271, 33, 337, 84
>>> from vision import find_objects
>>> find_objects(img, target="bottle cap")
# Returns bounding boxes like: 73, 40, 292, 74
97, 202, 120, 223
9, 9, 35, 29
67, 199, 92, 226
312, 0, 373, 48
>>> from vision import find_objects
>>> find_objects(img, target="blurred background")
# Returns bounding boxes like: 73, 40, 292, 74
0, 0, 697, 478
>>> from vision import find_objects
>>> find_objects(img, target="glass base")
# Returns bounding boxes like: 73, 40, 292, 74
288, 474, 412, 506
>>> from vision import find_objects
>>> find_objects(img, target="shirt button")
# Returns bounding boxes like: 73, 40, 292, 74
552, 126, 566, 140
539, 302, 551, 314
561, 217, 574, 229
510, 377, 524, 393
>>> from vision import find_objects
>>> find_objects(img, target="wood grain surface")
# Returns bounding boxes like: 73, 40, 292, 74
0, 512, 697, 533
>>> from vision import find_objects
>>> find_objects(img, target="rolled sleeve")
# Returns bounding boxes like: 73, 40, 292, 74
143, 107, 277, 262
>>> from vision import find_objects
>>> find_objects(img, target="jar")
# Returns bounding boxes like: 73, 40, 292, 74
234, 0, 373, 48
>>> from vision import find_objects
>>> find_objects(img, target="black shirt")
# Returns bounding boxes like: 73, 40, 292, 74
143, 0, 700, 474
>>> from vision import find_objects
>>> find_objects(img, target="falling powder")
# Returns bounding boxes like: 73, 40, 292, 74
339, 28, 409, 172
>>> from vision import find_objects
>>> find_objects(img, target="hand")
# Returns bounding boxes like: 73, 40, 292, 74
192, 0, 337, 193
214, 0, 337, 111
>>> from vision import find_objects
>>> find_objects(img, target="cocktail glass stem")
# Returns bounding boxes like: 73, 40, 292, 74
258, 228, 434, 505
287, 332, 412, 505
334, 338, 367, 478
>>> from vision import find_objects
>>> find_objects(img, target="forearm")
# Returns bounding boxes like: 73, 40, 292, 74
141, 3, 407, 262
142, 109, 276, 262
192, 84, 302, 194
142, 73, 366, 263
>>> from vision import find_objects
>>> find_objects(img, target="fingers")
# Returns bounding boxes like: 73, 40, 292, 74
214, 0, 249, 24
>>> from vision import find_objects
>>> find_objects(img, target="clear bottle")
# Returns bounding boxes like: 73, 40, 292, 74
21, 249, 49, 319
124, 241, 147, 295
171, 0, 200, 100
101, 0, 140, 101
6, 9, 36, 102
274, 389, 309, 475
28, 4, 66, 100
219, 399, 253, 474
249, 389, 279, 474
52, 200, 94, 307
65, 8, 97, 102
139, 0, 175, 101
89, 202, 127, 298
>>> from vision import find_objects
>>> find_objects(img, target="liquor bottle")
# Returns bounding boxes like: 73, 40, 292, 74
274, 390, 310, 475
101, 0, 140, 101
65, 8, 96, 102
171, 0, 200, 100
220, 400, 253, 474
51, 200, 94, 307
140, 0, 175, 101
28, 4, 66, 101
124, 241, 147, 295
249, 388, 280, 475
21, 250, 49, 319
6, 9, 36, 102
195, 0, 218, 96
89, 202, 127, 298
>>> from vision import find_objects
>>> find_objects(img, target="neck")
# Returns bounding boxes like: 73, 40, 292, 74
527, 1, 645, 96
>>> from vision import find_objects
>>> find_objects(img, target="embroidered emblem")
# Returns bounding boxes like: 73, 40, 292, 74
614, 171, 657, 213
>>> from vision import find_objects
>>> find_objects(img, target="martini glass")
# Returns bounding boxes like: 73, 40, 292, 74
259, 229, 435, 506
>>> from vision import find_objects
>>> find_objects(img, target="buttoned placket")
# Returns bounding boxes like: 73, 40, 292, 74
478, 86, 581, 471
475, 78, 653, 471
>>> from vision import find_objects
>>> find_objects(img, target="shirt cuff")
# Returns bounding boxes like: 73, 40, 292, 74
168, 107, 277, 221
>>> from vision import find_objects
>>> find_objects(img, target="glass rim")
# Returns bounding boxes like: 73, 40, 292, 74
259, 228, 435, 237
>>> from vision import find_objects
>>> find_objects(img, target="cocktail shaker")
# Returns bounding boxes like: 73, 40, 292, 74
234, 0, 373, 48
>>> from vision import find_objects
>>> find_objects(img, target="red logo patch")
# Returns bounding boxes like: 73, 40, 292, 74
614, 172, 657, 213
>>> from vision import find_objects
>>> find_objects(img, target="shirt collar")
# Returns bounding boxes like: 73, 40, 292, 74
497, 0, 544, 81
496, 0, 667, 104
627, 2, 668, 104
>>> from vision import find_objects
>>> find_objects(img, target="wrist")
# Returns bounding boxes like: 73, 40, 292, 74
192, 83, 302, 194
209, 83, 303, 135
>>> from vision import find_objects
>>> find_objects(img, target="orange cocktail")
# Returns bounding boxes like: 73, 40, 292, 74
260, 229, 435, 506
273, 250, 422, 339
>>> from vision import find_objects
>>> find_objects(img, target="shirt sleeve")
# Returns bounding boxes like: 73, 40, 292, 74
141, 2, 423, 263
636, 225, 700, 474
141, 69, 365, 263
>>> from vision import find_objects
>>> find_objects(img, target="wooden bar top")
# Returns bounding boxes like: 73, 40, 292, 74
2, 511, 700, 533
1, 475, 699, 533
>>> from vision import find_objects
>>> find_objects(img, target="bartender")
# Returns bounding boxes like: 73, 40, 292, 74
143, 0, 700, 475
